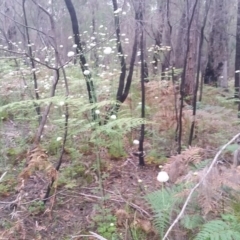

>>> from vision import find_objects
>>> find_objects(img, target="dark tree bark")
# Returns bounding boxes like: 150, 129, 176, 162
204, 0, 228, 87
110, 0, 139, 113
189, 0, 212, 146
178, 0, 199, 154
235, 0, 240, 101
138, 0, 145, 166
22, 0, 41, 121
64, 0, 97, 112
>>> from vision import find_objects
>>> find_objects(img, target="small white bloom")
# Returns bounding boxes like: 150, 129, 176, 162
67, 51, 75, 57
103, 47, 112, 55
95, 109, 100, 114
68, 36, 72, 39
83, 70, 90, 75
236, 70, 240, 73
59, 101, 65, 106
114, 8, 122, 14
56, 137, 62, 141
138, 179, 142, 183
72, 44, 77, 48
59, 45, 63, 48
109, 223, 114, 227
133, 139, 139, 145
122, 11, 126, 15
110, 115, 117, 120
35, 58, 40, 62
157, 171, 169, 183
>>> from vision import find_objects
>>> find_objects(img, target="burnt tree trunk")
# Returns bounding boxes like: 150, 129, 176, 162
235, 0, 240, 99
64, 0, 97, 112
204, 0, 228, 87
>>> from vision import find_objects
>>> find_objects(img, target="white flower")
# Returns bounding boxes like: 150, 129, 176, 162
122, 11, 126, 15
68, 36, 72, 39
67, 51, 75, 57
59, 101, 65, 106
83, 70, 90, 75
114, 8, 122, 14
236, 70, 240, 73
157, 171, 169, 183
56, 137, 62, 141
59, 45, 63, 48
95, 109, 100, 114
109, 223, 114, 227
138, 179, 142, 183
72, 44, 77, 48
110, 115, 117, 120
133, 139, 139, 145
103, 47, 112, 55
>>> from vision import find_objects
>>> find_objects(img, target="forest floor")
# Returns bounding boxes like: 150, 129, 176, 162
0, 148, 160, 240
1, 68, 240, 239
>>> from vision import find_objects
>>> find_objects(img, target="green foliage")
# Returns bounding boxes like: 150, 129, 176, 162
0, 175, 17, 197
145, 185, 185, 238
46, 139, 62, 155
190, 159, 211, 171
93, 208, 117, 239
28, 201, 45, 215
225, 144, 239, 153
58, 161, 93, 189
181, 214, 204, 230
194, 214, 240, 240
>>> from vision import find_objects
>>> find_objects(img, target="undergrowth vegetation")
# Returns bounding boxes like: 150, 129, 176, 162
1, 57, 240, 240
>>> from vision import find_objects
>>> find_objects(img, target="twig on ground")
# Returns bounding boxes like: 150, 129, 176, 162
71, 232, 108, 240
0, 171, 7, 182
162, 132, 240, 240
60, 191, 151, 217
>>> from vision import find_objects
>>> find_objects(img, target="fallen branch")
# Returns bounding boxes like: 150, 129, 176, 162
162, 132, 240, 240
0, 171, 7, 182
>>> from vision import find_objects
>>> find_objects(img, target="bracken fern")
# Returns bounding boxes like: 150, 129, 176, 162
145, 184, 185, 238
194, 214, 240, 240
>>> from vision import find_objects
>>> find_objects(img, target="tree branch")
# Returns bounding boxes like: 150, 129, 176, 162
162, 132, 240, 240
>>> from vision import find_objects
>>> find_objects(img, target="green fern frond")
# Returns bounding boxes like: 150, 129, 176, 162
190, 159, 211, 171
145, 185, 185, 238
194, 215, 240, 240
181, 214, 204, 230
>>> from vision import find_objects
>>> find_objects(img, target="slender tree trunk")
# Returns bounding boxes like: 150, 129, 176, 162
235, 0, 240, 100
204, 0, 228, 87
178, 0, 199, 154
64, 0, 97, 118
108, 0, 139, 117
189, 0, 212, 145
22, 0, 41, 121
139, 0, 145, 166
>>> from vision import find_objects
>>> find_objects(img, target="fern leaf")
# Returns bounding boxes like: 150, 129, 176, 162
194, 217, 240, 240
145, 185, 185, 238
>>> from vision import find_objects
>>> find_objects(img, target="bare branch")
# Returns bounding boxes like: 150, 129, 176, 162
162, 132, 240, 240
